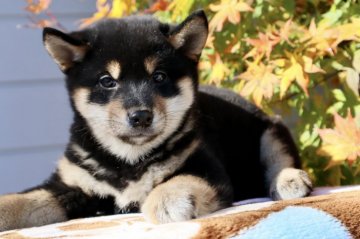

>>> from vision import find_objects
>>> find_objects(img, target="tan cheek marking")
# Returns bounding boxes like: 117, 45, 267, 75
72, 88, 91, 115
72, 87, 112, 123
72, 87, 90, 101
154, 95, 166, 116
106, 60, 121, 79
144, 56, 158, 75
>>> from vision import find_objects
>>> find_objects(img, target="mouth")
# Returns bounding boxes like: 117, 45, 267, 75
117, 129, 160, 145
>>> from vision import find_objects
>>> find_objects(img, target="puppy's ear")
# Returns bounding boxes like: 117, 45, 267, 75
169, 10, 208, 61
43, 27, 89, 72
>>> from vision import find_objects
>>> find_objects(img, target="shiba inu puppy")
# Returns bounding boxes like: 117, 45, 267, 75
0, 10, 312, 231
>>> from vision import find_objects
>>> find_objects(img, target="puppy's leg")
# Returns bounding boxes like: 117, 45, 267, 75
141, 175, 221, 224
0, 189, 66, 231
260, 119, 312, 200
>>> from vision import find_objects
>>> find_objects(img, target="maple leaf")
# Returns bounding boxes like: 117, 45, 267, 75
239, 60, 279, 106
167, 0, 195, 21
25, 0, 51, 14
108, 0, 136, 18
32, 19, 53, 28
144, 0, 169, 13
79, 0, 110, 28
277, 19, 293, 44
244, 20, 293, 60
244, 32, 280, 59
224, 35, 241, 54
278, 52, 324, 98
209, 0, 253, 32
302, 55, 324, 74
302, 19, 335, 56
302, 18, 360, 56
318, 111, 360, 166
279, 54, 308, 98
329, 19, 360, 49
22, 0, 63, 29
207, 53, 230, 85
205, 34, 216, 49
79, 0, 136, 28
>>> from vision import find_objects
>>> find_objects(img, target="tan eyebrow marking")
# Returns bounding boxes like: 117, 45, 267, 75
106, 60, 121, 79
144, 56, 158, 74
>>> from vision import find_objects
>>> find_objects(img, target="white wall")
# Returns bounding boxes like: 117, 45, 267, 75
0, 1, 96, 194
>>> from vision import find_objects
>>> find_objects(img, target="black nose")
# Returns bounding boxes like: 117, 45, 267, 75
128, 110, 153, 128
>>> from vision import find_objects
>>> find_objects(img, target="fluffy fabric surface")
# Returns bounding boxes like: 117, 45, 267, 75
1, 186, 359, 239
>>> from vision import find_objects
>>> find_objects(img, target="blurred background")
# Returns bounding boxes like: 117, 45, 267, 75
0, 0, 359, 194
0, 1, 95, 194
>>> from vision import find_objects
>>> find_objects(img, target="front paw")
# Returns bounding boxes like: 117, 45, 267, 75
141, 175, 221, 224
270, 168, 312, 200
142, 189, 196, 224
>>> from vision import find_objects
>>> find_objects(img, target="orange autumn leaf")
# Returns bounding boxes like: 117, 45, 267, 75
239, 60, 279, 106
224, 34, 241, 54
303, 19, 337, 56
80, 0, 136, 28
244, 20, 293, 60
207, 53, 230, 85
318, 111, 360, 165
329, 19, 360, 49
279, 54, 308, 97
144, 0, 169, 13
244, 32, 280, 59
25, 0, 51, 14
278, 52, 324, 97
79, 0, 110, 27
32, 19, 54, 28
302, 18, 360, 56
209, 0, 253, 32
277, 19, 293, 44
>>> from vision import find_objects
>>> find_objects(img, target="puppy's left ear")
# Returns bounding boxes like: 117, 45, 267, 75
169, 10, 208, 61
43, 27, 89, 72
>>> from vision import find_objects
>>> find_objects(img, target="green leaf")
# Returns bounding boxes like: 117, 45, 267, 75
253, 3, 263, 18
300, 130, 310, 144
319, 9, 343, 27
352, 50, 360, 72
331, 61, 345, 71
345, 68, 360, 97
327, 102, 344, 114
332, 89, 347, 102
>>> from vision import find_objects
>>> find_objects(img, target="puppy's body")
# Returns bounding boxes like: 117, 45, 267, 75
0, 11, 311, 231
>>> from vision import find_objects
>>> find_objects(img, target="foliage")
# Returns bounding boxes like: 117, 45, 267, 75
24, 0, 360, 186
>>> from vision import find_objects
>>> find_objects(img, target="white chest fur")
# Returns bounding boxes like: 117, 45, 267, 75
58, 140, 199, 209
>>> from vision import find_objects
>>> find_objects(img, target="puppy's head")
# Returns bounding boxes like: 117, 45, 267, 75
43, 11, 208, 162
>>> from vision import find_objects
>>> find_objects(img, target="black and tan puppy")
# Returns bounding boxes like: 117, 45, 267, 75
0, 10, 312, 231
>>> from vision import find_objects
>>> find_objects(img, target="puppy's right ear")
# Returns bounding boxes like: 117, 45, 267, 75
43, 27, 89, 72
168, 10, 208, 61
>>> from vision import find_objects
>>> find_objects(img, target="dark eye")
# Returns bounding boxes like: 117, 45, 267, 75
99, 75, 118, 89
152, 71, 167, 83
